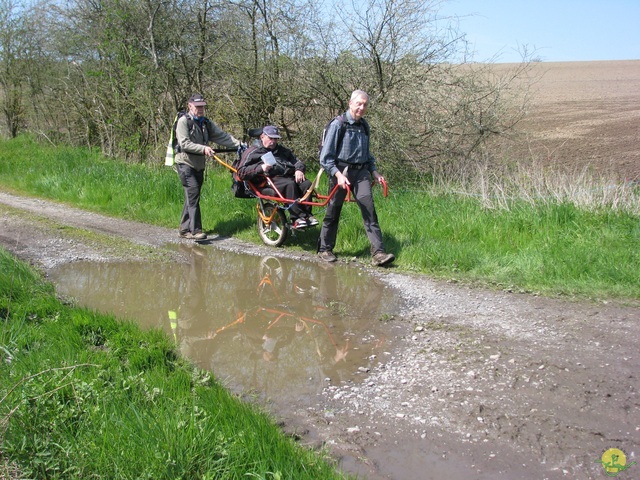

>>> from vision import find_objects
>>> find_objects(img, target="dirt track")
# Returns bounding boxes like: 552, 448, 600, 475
1, 190, 639, 480
2, 61, 640, 479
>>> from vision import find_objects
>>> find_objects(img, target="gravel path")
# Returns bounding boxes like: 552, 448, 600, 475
1, 190, 639, 480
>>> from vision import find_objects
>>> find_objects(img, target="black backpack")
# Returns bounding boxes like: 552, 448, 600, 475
319, 114, 370, 157
230, 145, 254, 198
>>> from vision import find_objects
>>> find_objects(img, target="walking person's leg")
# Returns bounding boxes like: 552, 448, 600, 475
177, 165, 191, 233
177, 164, 204, 235
191, 168, 204, 234
352, 169, 394, 266
352, 169, 384, 254
318, 176, 347, 260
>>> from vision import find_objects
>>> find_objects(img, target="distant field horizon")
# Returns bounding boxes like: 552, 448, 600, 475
492, 59, 640, 180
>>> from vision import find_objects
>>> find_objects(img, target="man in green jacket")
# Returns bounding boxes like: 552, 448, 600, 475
175, 93, 243, 240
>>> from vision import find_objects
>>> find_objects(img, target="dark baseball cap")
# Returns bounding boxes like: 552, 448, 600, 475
262, 125, 281, 138
188, 94, 207, 106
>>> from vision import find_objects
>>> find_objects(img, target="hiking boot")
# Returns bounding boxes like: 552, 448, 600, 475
318, 250, 337, 263
192, 231, 207, 240
178, 230, 192, 239
372, 251, 395, 267
292, 218, 308, 229
306, 216, 319, 226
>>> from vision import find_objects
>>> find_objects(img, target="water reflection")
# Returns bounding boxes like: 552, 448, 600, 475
48, 245, 400, 406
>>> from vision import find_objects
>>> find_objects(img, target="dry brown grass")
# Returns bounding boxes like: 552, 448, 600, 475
451, 158, 640, 214
0, 457, 21, 480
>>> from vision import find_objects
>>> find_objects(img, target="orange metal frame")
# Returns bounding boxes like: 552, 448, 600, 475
213, 154, 388, 212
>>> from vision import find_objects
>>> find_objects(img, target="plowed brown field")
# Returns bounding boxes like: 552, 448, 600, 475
504, 60, 640, 180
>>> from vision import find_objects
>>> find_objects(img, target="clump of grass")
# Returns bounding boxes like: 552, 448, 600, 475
0, 249, 351, 479
379, 187, 639, 299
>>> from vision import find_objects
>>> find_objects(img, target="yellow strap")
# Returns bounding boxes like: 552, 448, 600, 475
164, 113, 179, 166
164, 142, 175, 166
299, 168, 323, 202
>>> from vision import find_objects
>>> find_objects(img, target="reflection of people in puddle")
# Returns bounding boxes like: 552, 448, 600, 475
305, 262, 390, 383
258, 315, 303, 362
260, 257, 359, 371
170, 244, 213, 358
261, 334, 278, 361
206, 258, 331, 368
204, 254, 386, 390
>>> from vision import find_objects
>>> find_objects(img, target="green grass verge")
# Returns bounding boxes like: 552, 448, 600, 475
0, 249, 350, 479
0, 135, 638, 301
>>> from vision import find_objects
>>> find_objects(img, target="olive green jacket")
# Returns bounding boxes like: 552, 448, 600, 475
175, 114, 241, 171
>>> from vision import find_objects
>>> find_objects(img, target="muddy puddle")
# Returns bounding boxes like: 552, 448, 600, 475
47, 243, 402, 423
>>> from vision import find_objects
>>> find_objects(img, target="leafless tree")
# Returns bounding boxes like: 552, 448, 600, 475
0, 0, 534, 177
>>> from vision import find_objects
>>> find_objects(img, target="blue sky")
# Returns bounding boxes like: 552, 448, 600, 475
438, 0, 640, 63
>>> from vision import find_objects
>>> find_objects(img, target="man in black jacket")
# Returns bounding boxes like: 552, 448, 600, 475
237, 126, 317, 229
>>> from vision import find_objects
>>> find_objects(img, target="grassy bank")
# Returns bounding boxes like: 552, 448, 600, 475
0, 135, 639, 301
0, 249, 350, 479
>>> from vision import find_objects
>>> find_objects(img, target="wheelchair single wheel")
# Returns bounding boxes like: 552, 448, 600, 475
257, 203, 288, 247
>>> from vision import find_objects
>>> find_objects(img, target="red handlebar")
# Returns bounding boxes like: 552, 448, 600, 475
379, 178, 388, 197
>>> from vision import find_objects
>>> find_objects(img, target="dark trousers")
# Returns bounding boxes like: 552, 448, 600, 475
318, 167, 385, 255
177, 164, 205, 233
269, 176, 312, 220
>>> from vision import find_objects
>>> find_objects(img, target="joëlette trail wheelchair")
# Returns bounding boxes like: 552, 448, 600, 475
212, 128, 388, 247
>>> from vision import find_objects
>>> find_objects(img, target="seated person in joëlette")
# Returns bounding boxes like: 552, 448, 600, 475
237, 125, 318, 229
